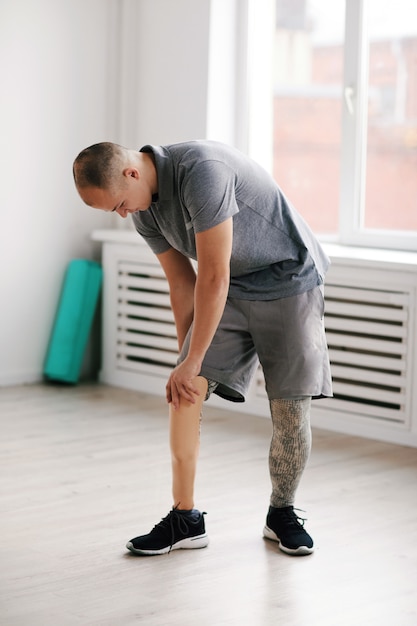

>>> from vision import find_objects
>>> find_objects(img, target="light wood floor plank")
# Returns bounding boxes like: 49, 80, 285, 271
1, 383, 416, 625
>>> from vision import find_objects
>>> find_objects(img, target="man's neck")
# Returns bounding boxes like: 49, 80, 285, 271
137, 151, 158, 195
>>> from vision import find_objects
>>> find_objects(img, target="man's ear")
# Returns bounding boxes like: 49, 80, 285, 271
123, 167, 140, 180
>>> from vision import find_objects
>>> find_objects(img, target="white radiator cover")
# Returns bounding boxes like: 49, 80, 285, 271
95, 231, 417, 448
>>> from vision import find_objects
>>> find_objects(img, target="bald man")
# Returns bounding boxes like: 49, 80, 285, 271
73, 140, 332, 556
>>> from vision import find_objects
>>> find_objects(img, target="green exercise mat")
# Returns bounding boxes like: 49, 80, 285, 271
44, 259, 102, 383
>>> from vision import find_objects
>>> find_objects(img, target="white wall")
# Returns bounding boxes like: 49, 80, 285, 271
0, 0, 121, 385
0, 0, 240, 386
118, 0, 212, 148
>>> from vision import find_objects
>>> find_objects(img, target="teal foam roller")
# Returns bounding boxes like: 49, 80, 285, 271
44, 259, 103, 383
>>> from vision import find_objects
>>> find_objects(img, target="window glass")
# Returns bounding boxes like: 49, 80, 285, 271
272, 0, 345, 234
363, 0, 417, 231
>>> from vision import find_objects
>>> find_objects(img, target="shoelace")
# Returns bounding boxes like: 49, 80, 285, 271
279, 507, 307, 529
154, 509, 196, 553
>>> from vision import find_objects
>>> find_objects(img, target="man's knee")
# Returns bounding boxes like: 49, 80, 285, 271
269, 397, 311, 431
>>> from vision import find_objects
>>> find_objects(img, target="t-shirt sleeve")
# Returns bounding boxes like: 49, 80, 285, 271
181, 160, 239, 232
131, 210, 172, 255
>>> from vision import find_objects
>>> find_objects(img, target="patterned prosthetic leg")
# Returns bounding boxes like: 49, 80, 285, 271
268, 397, 312, 508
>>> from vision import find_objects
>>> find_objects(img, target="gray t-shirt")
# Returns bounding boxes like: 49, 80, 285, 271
132, 140, 330, 300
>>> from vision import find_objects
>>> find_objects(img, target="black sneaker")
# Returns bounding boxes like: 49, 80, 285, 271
126, 508, 209, 556
263, 505, 314, 555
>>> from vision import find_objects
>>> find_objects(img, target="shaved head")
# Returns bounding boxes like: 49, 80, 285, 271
73, 142, 129, 191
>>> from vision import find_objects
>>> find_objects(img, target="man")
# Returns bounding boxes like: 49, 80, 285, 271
73, 140, 332, 556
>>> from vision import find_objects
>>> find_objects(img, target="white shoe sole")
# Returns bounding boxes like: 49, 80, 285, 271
126, 533, 209, 556
263, 525, 314, 556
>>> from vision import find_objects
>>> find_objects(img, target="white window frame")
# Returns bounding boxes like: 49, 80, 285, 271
341, 0, 417, 251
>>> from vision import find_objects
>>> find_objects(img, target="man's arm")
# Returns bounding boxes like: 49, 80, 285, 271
157, 247, 196, 352
157, 218, 233, 408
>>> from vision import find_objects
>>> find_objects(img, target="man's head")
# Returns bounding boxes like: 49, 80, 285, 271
73, 142, 156, 218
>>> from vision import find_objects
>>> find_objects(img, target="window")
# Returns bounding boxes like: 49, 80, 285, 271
364, 0, 417, 233
270, 0, 417, 250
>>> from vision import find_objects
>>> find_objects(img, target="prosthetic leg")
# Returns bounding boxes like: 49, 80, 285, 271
264, 397, 314, 555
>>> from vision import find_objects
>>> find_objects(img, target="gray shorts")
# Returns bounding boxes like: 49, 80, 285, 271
179, 286, 333, 403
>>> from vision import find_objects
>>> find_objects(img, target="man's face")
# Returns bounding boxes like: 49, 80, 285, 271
78, 170, 152, 218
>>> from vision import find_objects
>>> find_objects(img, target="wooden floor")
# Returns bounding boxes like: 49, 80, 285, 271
1, 383, 416, 626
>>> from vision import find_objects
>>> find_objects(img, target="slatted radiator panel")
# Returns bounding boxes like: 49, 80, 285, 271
318, 279, 412, 424
115, 260, 178, 379
113, 255, 413, 426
